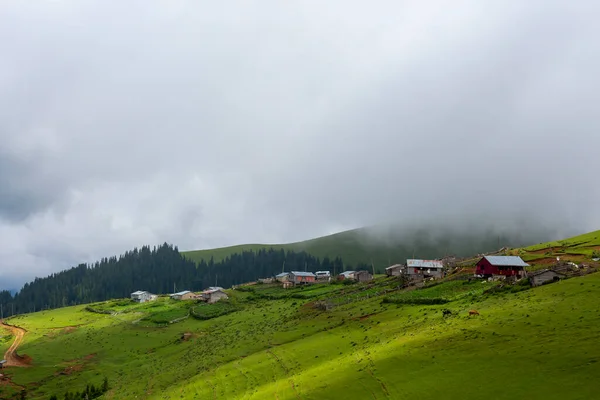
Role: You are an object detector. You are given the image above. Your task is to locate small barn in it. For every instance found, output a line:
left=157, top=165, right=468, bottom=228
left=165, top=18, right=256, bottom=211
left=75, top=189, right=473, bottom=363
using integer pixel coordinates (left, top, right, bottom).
left=0, top=359, right=6, bottom=369
left=315, top=271, right=331, bottom=281
left=385, top=264, right=404, bottom=277
left=338, top=271, right=356, bottom=280
left=529, top=269, right=566, bottom=286
left=275, top=272, right=290, bottom=282
left=170, top=290, right=197, bottom=301
left=130, top=290, right=157, bottom=303
left=354, top=270, right=373, bottom=282
left=289, top=271, right=316, bottom=285
left=201, top=288, right=228, bottom=304
left=406, top=259, right=445, bottom=279
left=475, top=256, right=529, bottom=278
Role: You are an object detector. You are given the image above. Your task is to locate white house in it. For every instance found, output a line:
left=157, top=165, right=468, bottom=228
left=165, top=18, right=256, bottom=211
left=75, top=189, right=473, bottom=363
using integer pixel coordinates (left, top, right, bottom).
left=131, top=290, right=157, bottom=303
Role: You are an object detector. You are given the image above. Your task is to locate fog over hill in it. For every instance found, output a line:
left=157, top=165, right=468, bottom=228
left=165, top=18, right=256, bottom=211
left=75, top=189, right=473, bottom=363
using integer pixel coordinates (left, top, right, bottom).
left=1, top=1, right=599, bottom=289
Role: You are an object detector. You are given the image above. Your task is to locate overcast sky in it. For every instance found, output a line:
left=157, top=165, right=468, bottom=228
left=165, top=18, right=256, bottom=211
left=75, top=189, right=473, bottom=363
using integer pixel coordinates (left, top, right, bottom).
left=1, top=1, right=599, bottom=289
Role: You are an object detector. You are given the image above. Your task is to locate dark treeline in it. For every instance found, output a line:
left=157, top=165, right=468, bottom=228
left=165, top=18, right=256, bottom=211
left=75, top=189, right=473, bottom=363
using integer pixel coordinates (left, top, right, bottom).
left=0, top=243, right=367, bottom=318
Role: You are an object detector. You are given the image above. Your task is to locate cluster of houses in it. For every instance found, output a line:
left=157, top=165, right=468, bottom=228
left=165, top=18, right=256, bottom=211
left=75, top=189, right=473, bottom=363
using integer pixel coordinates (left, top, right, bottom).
left=272, top=269, right=374, bottom=288
left=130, top=287, right=228, bottom=304
left=385, top=255, right=568, bottom=287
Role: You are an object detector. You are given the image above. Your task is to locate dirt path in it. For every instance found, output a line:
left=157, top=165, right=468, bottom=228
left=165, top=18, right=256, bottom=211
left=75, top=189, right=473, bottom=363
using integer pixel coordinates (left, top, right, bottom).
left=1, top=321, right=29, bottom=367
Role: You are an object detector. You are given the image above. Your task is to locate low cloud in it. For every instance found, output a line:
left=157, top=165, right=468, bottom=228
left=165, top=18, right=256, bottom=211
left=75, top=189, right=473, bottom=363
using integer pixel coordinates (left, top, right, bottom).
left=1, top=0, right=599, bottom=288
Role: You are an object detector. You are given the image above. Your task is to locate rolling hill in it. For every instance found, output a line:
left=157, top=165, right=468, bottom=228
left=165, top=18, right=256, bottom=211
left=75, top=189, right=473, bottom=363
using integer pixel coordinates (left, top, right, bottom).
left=182, top=223, right=567, bottom=270
left=1, top=230, right=599, bottom=399
left=1, top=266, right=599, bottom=399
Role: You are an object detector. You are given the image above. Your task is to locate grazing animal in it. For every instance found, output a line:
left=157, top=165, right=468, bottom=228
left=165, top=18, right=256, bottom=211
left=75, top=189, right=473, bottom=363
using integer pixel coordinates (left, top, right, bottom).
left=469, top=310, right=480, bottom=316
left=442, top=309, right=453, bottom=317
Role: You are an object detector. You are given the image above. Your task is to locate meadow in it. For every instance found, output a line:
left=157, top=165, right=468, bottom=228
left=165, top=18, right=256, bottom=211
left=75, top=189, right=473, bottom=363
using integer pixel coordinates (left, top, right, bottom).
left=1, top=270, right=599, bottom=399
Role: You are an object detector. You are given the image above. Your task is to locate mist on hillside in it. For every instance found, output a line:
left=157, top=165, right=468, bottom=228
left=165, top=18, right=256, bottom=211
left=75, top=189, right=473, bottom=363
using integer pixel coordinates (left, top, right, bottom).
left=1, top=1, right=599, bottom=288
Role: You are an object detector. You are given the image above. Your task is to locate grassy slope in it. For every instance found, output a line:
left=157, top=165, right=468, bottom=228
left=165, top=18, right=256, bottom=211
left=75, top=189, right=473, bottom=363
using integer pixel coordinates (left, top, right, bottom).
left=2, top=272, right=599, bottom=399
left=511, top=229, right=600, bottom=268
left=183, top=226, right=553, bottom=270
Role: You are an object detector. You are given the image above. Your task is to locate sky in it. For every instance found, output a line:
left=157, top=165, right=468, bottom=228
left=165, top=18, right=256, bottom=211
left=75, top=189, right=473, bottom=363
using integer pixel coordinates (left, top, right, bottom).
left=1, top=0, right=599, bottom=289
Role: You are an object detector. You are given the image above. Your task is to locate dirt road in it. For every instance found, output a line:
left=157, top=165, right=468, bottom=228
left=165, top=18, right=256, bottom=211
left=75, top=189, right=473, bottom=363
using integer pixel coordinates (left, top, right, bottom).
left=1, top=321, right=29, bottom=367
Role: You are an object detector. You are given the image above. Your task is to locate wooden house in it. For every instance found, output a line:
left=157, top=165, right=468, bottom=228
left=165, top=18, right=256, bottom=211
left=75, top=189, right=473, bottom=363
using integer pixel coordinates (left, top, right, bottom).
left=201, top=288, right=228, bottom=304
left=275, top=272, right=290, bottom=282
left=385, top=264, right=404, bottom=277
left=289, top=271, right=316, bottom=285
left=475, top=256, right=529, bottom=278
left=338, top=271, right=355, bottom=280
left=406, top=259, right=445, bottom=279
left=170, top=290, right=197, bottom=301
left=354, top=270, right=373, bottom=282
left=130, top=290, right=157, bottom=303
left=315, top=271, right=331, bottom=281
left=529, top=269, right=566, bottom=286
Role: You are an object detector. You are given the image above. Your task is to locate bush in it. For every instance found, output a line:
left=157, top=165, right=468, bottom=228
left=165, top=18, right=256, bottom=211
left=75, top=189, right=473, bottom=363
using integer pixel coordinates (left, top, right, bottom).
left=191, top=301, right=239, bottom=320
left=381, top=297, right=449, bottom=305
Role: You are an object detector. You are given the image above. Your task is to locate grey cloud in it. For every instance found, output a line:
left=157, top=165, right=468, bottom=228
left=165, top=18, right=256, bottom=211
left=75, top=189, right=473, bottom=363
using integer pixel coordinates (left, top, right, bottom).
left=1, top=0, right=600, bottom=288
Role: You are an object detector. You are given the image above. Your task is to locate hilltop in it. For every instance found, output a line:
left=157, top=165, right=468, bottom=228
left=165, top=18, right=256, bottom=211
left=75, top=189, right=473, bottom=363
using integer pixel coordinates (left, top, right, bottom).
left=1, top=232, right=599, bottom=398
left=183, top=223, right=563, bottom=268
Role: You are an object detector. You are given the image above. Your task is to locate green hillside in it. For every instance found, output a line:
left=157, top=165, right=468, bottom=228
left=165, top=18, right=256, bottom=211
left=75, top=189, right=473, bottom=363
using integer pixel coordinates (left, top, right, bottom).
left=510, top=229, right=600, bottom=268
left=183, top=224, right=561, bottom=270
left=2, top=266, right=599, bottom=398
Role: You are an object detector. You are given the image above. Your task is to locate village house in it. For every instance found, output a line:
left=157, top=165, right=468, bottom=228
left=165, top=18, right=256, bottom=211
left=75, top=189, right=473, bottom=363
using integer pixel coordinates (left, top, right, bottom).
left=385, top=264, right=404, bottom=277
left=475, top=256, right=529, bottom=278
left=275, top=272, right=290, bottom=282
left=354, top=270, right=373, bottom=282
left=130, top=290, right=157, bottom=303
left=406, top=259, right=445, bottom=279
left=315, top=271, right=331, bottom=281
left=338, top=271, right=355, bottom=280
left=201, top=288, right=228, bottom=304
left=529, top=269, right=566, bottom=286
left=170, top=290, right=198, bottom=301
left=0, top=359, right=6, bottom=369
left=289, top=271, right=316, bottom=285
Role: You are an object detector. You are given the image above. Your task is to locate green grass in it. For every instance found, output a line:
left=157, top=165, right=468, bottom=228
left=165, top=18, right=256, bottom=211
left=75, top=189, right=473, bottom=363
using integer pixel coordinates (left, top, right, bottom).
left=511, top=230, right=600, bottom=268
left=1, top=272, right=599, bottom=399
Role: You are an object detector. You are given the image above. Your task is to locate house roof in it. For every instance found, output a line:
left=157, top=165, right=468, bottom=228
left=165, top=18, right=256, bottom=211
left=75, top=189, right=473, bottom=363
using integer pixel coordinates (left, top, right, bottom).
left=131, top=290, right=147, bottom=295
left=290, top=271, right=316, bottom=277
left=315, top=271, right=330, bottom=275
left=275, top=272, right=289, bottom=277
left=171, top=290, right=191, bottom=296
left=407, top=259, right=444, bottom=269
left=482, top=256, right=530, bottom=267
left=0, top=360, right=6, bottom=364
left=339, top=271, right=355, bottom=276
left=386, top=264, right=404, bottom=270
left=207, top=287, right=223, bottom=291
left=529, top=269, right=566, bottom=277
left=203, top=288, right=225, bottom=294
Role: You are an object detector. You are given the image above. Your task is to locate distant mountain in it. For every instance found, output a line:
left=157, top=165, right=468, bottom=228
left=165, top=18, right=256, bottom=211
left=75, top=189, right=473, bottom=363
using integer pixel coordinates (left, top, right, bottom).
left=183, top=222, right=570, bottom=269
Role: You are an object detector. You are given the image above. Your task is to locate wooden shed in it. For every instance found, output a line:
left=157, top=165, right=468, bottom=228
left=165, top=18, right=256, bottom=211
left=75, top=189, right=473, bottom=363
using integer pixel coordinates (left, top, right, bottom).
left=170, top=290, right=197, bottom=301
left=354, top=270, right=373, bottom=283
left=385, top=264, right=404, bottom=277
left=529, top=269, right=566, bottom=286
left=289, top=271, right=316, bottom=285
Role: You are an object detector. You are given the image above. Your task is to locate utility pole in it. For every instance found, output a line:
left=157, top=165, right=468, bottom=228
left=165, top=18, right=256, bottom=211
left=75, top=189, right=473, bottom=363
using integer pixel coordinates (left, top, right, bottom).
left=1, top=303, right=3, bottom=320
left=304, top=261, right=307, bottom=272
left=215, top=274, right=218, bottom=287
left=371, top=259, right=375, bottom=277
left=282, top=260, right=285, bottom=273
